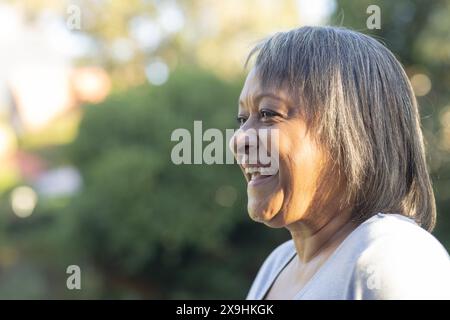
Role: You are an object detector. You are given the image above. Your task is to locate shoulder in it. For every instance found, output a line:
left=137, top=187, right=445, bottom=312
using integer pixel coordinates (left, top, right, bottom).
left=349, top=213, right=450, bottom=299
left=246, top=240, right=295, bottom=299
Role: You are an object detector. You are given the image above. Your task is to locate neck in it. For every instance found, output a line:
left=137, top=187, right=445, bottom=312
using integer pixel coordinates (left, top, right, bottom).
left=287, top=208, right=356, bottom=263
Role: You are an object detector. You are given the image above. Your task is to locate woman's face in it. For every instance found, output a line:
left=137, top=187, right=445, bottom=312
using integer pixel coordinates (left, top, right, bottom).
left=231, top=68, right=334, bottom=229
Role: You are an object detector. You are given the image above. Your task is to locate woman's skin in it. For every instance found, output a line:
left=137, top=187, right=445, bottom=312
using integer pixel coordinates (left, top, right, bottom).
left=231, top=68, right=359, bottom=299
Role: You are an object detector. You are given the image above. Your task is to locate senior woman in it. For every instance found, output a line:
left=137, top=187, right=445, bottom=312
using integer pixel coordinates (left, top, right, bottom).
left=230, top=26, right=450, bottom=300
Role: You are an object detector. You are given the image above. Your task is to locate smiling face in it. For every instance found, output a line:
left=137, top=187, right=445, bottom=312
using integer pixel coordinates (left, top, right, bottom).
left=231, top=68, right=342, bottom=229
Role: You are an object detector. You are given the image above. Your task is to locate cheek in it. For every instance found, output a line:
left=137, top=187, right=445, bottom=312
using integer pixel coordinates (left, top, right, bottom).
left=278, top=124, right=317, bottom=180
left=278, top=130, right=324, bottom=215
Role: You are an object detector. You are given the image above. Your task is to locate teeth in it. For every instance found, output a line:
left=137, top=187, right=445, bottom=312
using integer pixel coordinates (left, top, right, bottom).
left=244, top=167, right=275, bottom=176
left=245, top=168, right=258, bottom=174
left=245, top=167, right=259, bottom=174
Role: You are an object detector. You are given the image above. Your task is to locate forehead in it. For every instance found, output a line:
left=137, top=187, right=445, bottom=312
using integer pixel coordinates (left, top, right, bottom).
left=239, top=68, right=261, bottom=99
left=239, top=67, right=293, bottom=105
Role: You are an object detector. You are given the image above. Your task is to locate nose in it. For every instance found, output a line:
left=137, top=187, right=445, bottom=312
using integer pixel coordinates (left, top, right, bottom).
left=229, top=120, right=279, bottom=171
left=229, top=125, right=258, bottom=165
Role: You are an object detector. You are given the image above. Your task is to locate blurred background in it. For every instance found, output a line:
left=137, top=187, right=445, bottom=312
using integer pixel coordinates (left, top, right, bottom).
left=0, top=0, right=448, bottom=299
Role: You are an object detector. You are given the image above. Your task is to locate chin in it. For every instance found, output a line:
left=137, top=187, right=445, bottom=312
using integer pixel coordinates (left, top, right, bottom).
left=249, top=198, right=307, bottom=229
left=262, top=212, right=288, bottom=228
left=247, top=194, right=290, bottom=228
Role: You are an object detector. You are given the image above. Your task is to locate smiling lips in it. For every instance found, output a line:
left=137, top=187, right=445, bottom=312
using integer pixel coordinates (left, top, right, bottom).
left=244, top=166, right=278, bottom=186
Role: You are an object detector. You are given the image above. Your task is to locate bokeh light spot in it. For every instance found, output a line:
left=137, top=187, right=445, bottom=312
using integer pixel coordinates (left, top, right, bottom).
left=10, top=186, right=38, bottom=218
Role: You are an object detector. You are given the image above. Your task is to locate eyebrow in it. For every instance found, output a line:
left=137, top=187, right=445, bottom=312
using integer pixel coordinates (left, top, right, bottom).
left=239, top=92, right=288, bottom=108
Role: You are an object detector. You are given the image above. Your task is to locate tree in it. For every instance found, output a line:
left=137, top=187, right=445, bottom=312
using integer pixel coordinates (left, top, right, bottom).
left=65, top=67, right=288, bottom=298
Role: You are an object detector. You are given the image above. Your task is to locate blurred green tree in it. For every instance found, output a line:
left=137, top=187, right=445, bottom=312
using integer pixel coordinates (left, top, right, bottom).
left=1, top=0, right=448, bottom=300
left=64, top=67, right=288, bottom=298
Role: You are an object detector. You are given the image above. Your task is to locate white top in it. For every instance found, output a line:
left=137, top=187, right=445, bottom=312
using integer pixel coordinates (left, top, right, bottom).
left=246, top=213, right=450, bottom=300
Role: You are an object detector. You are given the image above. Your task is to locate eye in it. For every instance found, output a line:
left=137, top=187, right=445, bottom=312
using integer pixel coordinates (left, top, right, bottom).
left=260, top=109, right=279, bottom=120
left=236, top=115, right=248, bottom=126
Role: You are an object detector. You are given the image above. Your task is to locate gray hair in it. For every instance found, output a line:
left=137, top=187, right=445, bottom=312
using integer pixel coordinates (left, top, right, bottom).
left=247, top=26, right=436, bottom=231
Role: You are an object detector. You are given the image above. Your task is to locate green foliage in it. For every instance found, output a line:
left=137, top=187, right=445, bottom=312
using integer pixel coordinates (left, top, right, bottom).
left=1, top=0, right=449, bottom=299
left=64, top=67, right=288, bottom=298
